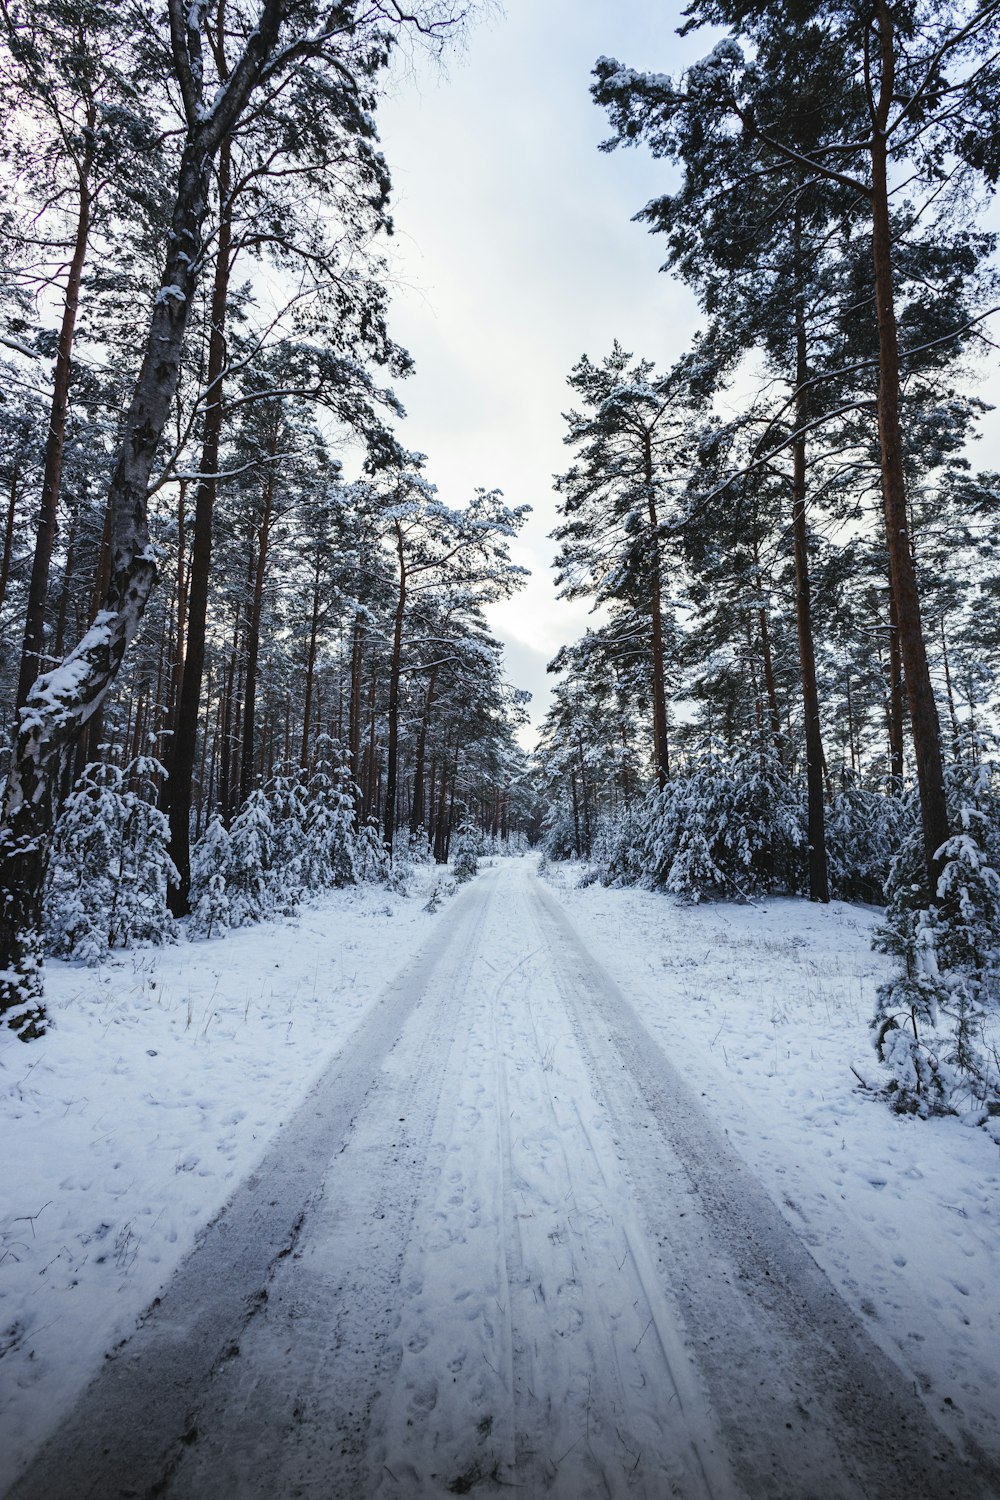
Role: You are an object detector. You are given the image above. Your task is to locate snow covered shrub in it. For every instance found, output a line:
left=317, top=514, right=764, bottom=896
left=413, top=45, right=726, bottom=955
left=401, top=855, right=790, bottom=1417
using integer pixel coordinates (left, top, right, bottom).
left=604, top=741, right=803, bottom=901
left=826, top=778, right=914, bottom=904
left=46, top=761, right=123, bottom=963
left=422, top=876, right=456, bottom=912
left=226, top=790, right=276, bottom=927
left=266, top=770, right=309, bottom=912
left=188, top=815, right=232, bottom=939
left=354, top=817, right=389, bottom=884
left=46, top=757, right=177, bottom=962
left=539, top=799, right=580, bottom=863
left=592, top=806, right=644, bottom=887
left=872, top=761, right=1000, bottom=1119
left=872, top=833, right=952, bottom=1114
left=451, top=820, right=479, bottom=883
left=47, top=764, right=117, bottom=961
left=110, top=758, right=178, bottom=949
left=305, top=762, right=358, bottom=889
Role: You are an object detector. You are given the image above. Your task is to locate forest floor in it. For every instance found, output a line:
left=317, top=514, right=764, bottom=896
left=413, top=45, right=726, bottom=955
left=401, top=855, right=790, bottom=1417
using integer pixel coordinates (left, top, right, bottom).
left=2, top=857, right=999, bottom=1499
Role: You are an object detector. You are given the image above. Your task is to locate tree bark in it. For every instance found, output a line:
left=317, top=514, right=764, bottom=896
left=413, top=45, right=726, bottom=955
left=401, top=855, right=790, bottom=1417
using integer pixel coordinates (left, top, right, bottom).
left=0, top=130, right=216, bottom=1029
left=382, top=521, right=406, bottom=854
left=577, top=739, right=592, bottom=859
left=16, top=116, right=95, bottom=711
left=643, top=436, right=670, bottom=786
left=239, top=439, right=277, bottom=807
left=218, top=602, right=241, bottom=824
left=792, top=269, right=829, bottom=903
left=165, top=141, right=233, bottom=913
left=0, top=0, right=289, bottom=1029
left=348, top=611, right=365, bottom=825
left=300, top=547, right=323, bottom=769
left=870, top=0, right=949, bottom=891
left=409, top=665, right=437, bottom=836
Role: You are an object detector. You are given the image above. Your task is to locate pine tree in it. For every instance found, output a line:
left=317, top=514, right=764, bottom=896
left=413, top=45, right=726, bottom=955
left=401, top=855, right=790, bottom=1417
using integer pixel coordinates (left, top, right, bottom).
left=226, top=789, right=276, bottom=929
left=593, top=0, right=1000, bottom=897
left=188, top=815, right=232, bottom=940
left=0, top=0, right=471, bottom=1035
left=451, top=818, right=479, bottom=883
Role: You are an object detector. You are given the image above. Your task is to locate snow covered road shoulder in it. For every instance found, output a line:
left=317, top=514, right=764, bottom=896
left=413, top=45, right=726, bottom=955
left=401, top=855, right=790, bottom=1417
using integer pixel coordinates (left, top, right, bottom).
left=0, top=872, right=445, bottom=1493
left=547, top=866, right=1000, bottom=1478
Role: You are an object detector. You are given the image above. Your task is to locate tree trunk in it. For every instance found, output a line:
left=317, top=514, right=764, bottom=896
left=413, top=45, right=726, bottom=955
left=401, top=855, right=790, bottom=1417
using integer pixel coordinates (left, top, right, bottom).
left=0, top=0, right=291, bottom=1028
left=846, top=673, right=857, bottom=775
left=79, top=496, right=115, bottom=774
left=364, top=665, right=379, bottom=823
left=433, top=742, right=451, bottom=863
left=240, top=454, right=276, bottom=807
left=578, top=740, right=592, bottom=859
left=218, top=605, right=240, bottom=824
left=643, top=437, right=670, bottom=786
left=870, top=0, right=949, bottom=891
left=348, top=611, right=365, bottom=825
left=792, top=271, right=829, bottom=903
left=409, top=666, right=437, bottom=836
left=300, top=547, right=322, bottom=769
left=382, top=522, right=406, bottom=854
left=167, top=480, right=188, bottom=729
left=16, top=120, right=95, bottom=712
left=0, top=125, right=221, bottom=1031
left=166, top=141, right=233, bottom=913
left=570, top=770, right=582, bottom=859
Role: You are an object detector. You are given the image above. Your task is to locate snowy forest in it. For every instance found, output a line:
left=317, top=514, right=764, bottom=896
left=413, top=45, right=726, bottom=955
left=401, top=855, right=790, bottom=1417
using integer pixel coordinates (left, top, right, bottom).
left=3, top=0, right=996, bottom=1120
left=3, top=1, right=1000, bottom=1495
left=0, top=0, right=536, bottom=1037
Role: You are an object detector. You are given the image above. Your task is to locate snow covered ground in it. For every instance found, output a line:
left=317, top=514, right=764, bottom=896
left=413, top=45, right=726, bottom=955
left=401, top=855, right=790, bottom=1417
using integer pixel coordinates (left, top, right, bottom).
left=0, top=867, right=445, bottom=1493
left=545, top=866, right=1000, bottom=1468
left=2, top=856, right=999, bottom=1498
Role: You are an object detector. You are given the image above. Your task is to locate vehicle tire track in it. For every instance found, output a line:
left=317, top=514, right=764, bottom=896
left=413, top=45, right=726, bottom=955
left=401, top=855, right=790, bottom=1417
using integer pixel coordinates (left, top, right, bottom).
left=511, top=879, right=733, bottom=1499
left=161, top=869, right=500, bottom=1500
left=529, top=873, right=1000, bottom=1500
left=5, top=872, right=498, bottom=1500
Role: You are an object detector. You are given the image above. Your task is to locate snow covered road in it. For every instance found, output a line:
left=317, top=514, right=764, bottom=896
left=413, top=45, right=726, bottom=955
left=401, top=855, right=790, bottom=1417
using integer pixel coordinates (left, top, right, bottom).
left=6, top=861, right=999, bottom=1499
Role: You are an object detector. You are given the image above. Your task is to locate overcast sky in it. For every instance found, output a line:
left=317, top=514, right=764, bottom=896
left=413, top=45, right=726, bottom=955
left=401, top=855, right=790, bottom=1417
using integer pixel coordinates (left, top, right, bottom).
left=375, top=1, right=708, bottom=741
left=374, top=1, right=1000, bottom=746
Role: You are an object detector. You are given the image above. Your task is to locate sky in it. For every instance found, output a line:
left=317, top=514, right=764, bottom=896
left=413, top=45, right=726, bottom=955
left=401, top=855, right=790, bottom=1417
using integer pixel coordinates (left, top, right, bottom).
left=374, top=1, right=1000, bottom=748
left=376, top=1, right=707, bottom=743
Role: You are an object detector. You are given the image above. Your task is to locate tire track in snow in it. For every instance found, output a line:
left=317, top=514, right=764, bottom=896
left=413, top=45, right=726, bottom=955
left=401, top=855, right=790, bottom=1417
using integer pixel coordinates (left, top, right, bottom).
left=366, top=862, right=726, bottom=1498
left=161, top=867, right=501, bottom=1500
left=5, top=871, right=499, bottom=1500
left=530, top=872, right=1000, bottom=1500
left=508, top=875, right=733, bottom=1499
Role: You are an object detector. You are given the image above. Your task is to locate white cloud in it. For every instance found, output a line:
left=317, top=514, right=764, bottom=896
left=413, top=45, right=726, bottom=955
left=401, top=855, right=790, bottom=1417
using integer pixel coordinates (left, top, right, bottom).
left=376, top=2, right=705, bottom=739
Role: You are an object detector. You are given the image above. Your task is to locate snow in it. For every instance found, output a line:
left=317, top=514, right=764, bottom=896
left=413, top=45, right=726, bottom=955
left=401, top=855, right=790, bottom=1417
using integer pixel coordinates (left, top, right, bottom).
left=545, top=866, right=1000, bottom=1467
left=0, top=872, right=443, bottom=1493
left=2, top=858, right=999, bottom=1496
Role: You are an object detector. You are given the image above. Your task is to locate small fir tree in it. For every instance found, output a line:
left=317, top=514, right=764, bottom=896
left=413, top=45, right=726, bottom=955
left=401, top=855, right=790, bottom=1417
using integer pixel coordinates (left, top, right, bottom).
left=451, top=819, right=479, bottom=883
left=226, top=790, right=276, bottom=928
left=188, top=815, right=233, bottom=940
